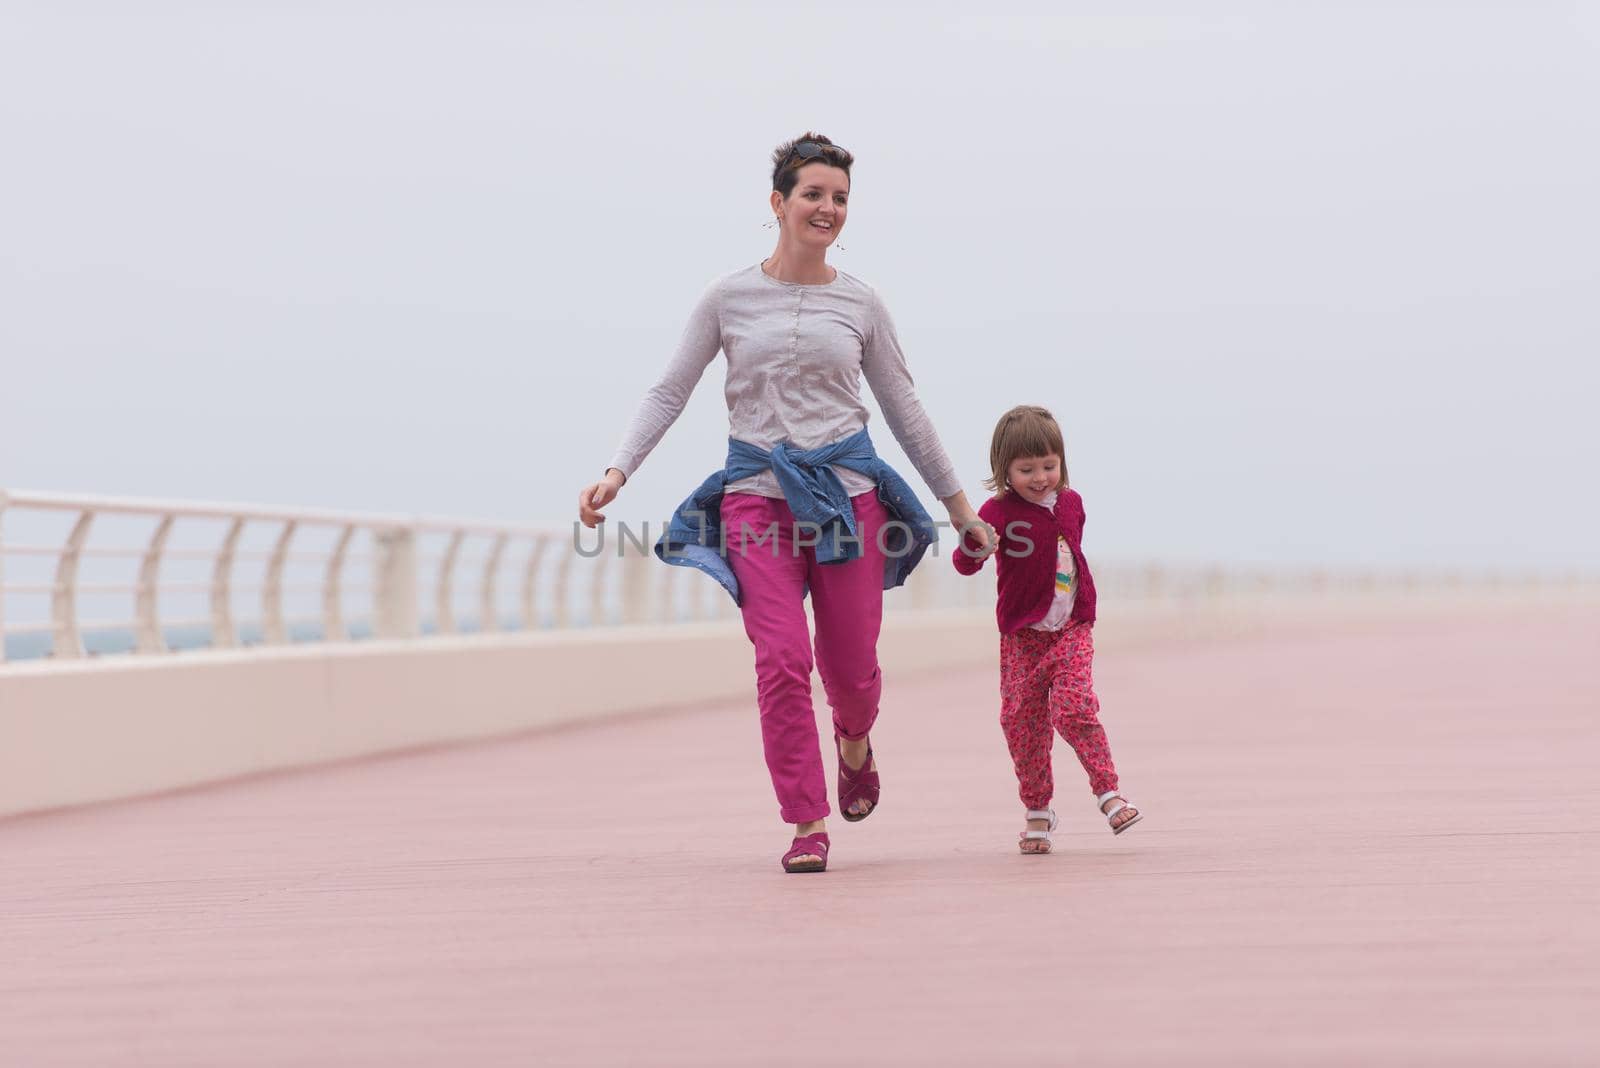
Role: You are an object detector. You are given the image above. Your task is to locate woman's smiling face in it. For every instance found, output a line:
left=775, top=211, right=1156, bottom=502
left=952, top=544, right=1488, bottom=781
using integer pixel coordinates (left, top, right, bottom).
left=775, top=162, right=849, bottom=248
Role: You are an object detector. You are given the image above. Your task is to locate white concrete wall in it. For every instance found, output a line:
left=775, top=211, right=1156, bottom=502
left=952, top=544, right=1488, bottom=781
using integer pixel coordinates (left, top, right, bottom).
left=5, top=588, right=1593, bottom=819
left=0, top=608, right=1000, bottom=818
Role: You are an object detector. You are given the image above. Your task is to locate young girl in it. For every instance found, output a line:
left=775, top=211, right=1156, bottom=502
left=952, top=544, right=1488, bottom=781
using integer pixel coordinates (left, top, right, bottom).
left=952, top=405, right=1141, bottom=854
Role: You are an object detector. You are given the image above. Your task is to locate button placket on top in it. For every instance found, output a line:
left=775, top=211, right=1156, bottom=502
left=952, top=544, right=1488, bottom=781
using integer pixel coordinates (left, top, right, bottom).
left=785, top=289, right=805, bottom=446
left=790, top=289, right=803, bottom=363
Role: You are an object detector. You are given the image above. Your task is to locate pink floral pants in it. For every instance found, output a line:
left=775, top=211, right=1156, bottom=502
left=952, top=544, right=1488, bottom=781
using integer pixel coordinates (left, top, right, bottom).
left=999, top=622, right=1119, bottom=809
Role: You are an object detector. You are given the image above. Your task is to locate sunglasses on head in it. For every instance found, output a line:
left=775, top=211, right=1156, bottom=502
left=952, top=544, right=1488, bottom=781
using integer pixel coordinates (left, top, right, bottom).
left=784, top=141, right=847, bottom=167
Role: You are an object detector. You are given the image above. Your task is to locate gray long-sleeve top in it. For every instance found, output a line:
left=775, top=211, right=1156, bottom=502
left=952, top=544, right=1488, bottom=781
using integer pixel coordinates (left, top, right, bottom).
left=607, top=264, right=962, bottom=501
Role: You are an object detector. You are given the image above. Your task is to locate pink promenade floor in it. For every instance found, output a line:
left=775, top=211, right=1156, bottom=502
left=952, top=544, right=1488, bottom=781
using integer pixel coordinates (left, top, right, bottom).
left=3, top=604, right=1598, bottom=1066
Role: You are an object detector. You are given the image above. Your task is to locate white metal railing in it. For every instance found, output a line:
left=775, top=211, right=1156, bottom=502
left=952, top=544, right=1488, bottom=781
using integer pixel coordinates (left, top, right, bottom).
left=4, top=488, right=1595, bottom=665
left=0, top=488, right=728, bottom=663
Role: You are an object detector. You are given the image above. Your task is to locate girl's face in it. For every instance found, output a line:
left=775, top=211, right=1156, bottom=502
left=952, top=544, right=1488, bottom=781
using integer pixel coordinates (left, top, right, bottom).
left=771, top=162, right=849, bottom=250
left=1006, top=453, right=1062, bottom=505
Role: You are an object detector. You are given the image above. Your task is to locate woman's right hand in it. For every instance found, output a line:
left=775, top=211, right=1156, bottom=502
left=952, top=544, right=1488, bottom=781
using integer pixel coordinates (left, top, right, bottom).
left=578, top=468, right=626, bottom=528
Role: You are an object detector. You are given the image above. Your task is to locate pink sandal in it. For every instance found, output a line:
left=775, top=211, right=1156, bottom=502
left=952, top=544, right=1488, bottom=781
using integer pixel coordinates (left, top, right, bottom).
left=836, top=736, right=880, bottom=823
left=781, top=832, right=830, bottom=874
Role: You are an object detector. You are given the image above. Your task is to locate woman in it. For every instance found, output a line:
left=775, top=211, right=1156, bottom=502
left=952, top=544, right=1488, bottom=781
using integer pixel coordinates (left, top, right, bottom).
left=577, top=133, right=991, bottom=873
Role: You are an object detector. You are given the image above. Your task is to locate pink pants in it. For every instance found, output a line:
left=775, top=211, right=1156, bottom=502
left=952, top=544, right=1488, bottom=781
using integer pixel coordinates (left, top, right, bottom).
left=721, top=490, right=889, bottom=824
left=999, top=622, right=1119, bottom=809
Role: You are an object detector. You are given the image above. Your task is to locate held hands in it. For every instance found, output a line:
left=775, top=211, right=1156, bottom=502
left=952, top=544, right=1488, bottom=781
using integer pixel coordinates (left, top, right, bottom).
left=944, top=496, right=997, bottom=560
left=578, top=468, right=627, bottom=528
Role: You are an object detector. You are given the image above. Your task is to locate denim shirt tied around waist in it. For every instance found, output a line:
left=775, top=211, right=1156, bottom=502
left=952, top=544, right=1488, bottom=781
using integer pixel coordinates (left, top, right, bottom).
left=653, top=427, right=938, bottom=606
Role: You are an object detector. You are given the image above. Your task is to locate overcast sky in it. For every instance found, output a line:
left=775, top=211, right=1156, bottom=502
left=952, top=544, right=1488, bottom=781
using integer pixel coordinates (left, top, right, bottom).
left=4, top=2, right=1597, bottom=570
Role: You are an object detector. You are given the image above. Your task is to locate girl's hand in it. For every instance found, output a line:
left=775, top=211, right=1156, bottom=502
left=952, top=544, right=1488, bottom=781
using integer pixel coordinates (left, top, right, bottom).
left=578, top=468, right=626, bottom=528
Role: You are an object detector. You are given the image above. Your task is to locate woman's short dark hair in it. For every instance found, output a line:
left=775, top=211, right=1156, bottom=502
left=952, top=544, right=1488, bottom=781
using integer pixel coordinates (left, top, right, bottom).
left=770, top=132, right=853, bottom=196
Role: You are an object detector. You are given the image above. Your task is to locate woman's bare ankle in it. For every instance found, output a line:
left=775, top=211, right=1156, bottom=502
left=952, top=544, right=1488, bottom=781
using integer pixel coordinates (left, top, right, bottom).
left=837, top=735, right=870, bottom=770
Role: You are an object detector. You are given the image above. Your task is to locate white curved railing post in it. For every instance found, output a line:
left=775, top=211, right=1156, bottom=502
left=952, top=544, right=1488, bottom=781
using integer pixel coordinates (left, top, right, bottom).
left=616, top=524, right=652, bottom=625
left=621, top=543, right=651, bottom=625
left=909, top=555, right=933, bottom=611
left=323, top=524, right=355, bottom=642
left=520, top=535, right=548, bottom=630
left=51, top=510, right=95, bottom=660
left=552, top=538, right=573, bottom=629
left=373, top=525, right=419, bottom=640
left=480, top=534, right=508, bottom=634
left=435, top=531, right=464, bottom=635
left=210, top=518, right=245, bottom=649
left=263, top=521, right=297, bottom=645
left=589, top=550, right=609, bottom=629
left=134, top=514, right=175, bottom=654
left=653, top=552, right=674, bottom=625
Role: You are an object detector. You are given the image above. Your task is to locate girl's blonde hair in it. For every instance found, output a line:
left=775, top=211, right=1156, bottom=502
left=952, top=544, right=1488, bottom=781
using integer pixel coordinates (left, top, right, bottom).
left=984, top=405, right=1069, bottom=497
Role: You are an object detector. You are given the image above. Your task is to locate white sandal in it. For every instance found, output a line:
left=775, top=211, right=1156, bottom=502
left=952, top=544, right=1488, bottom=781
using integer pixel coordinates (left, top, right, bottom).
left=1019, top=808, right=1057, bottom=854
left=1097, top=790, right=1142, bottom=836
